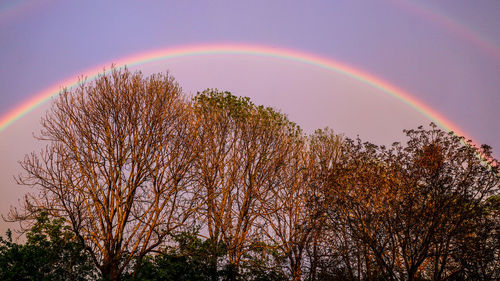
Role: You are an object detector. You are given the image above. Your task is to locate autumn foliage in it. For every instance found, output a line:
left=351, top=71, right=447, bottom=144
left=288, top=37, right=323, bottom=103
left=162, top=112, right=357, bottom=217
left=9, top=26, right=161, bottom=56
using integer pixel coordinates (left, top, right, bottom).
left=2, top=68, right=499, bottom=281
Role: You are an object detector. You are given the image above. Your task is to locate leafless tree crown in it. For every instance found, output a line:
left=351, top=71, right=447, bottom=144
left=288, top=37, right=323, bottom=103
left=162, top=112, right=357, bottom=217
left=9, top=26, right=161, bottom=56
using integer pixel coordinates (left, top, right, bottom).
left=11, top=67, right=199, bottom=279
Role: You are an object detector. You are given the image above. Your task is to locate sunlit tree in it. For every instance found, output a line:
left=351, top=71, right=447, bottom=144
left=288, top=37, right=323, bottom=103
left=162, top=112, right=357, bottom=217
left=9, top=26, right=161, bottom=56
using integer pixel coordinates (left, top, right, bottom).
left=192, top=90, right=301, bottom=279
left=322, top=124, right=500, bottom=281
left=10, top=67, right=200, bottom=280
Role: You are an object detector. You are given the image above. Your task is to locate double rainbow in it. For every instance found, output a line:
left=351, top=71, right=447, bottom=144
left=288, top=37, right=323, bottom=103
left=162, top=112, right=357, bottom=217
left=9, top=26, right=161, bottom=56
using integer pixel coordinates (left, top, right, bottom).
left=390, top=0, right=500, bottom=61
left=0, top=44, right=468, bottom=143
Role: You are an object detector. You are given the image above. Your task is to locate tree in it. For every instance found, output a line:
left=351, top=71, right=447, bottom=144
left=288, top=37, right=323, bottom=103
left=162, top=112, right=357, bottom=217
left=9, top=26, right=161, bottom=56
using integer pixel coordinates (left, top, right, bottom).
left=10, top=67, right=200, bottom=280
left=192, top=90, right=301, bottom=279
left=322, top=137, right=391, bottom=281
left=383, top=125, right=499, bottom=281
left=126, top=230, right=227, bottom=281
left=260, top=128, right=342, bottom=281
left=304, top=128, right=344, bottom=281
left=450, top=195, right=500, bottom=280
left=259, top=143, right=311, bottom=281
left=0, top=211, right=96, bottom=280
left=323, top=124, right=500, bottom=281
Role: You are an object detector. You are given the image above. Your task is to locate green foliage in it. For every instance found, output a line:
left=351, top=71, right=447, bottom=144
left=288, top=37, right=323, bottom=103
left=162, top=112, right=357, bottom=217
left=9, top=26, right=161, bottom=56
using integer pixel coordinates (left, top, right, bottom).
left=127, top=230, right=225, bottom=281
left=239, top=240, right=288, bottom=281
left=194, top=89, right=301, bottom=136
left=195, top=90, right=254, bottom=120
left=0, top=211, right=96, bottom=281
left=127, top=230, right=288, bottom=281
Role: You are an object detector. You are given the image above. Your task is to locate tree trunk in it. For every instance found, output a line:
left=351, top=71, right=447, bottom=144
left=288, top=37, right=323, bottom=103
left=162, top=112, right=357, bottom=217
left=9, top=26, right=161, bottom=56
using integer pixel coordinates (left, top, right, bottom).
left=209, top=246, right=218, bottom=281
left=101, top=257, right=121, bottom=281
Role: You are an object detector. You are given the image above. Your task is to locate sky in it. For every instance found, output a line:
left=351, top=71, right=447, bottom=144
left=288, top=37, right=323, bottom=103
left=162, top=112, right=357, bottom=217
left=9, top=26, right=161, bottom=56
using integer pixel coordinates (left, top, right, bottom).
left=0, top=0, right=499, bottom=235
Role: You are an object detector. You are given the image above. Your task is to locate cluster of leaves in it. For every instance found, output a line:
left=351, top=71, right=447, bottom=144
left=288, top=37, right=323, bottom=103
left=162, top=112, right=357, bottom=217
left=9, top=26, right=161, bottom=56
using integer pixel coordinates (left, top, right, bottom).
left=0, top=212, right=96, bottom=280
left=124, top=230, right=287, bottom=281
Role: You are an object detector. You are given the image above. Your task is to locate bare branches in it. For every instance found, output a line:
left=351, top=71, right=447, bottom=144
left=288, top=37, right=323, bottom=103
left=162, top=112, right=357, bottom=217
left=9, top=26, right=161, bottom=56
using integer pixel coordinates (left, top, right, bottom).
left=11, top=67, right=199, bottom=280
left=7, top=67, right=499, bottom=281
left=320, top=126, right=500, bottom=281
left=192, top=90, right=303, bottom=271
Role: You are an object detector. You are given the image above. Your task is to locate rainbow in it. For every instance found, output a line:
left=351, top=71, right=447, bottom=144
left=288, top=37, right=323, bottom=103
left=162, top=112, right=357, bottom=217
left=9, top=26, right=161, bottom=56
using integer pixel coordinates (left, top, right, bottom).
left=0, top=0, right=38, bottom=24
left=390, top=0, right=500, bottom=61
left=0, top=43, right=469, bottom=142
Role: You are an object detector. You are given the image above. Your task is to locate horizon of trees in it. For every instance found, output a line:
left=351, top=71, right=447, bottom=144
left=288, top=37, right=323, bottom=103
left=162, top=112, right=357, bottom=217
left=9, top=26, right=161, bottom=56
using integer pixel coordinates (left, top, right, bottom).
left=1, top=68, right=499, bottom=281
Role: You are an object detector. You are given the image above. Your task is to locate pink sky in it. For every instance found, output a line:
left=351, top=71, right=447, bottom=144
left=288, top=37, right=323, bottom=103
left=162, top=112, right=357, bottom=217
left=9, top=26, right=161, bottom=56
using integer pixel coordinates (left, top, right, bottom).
left=0, top=0, right=498, bottom=236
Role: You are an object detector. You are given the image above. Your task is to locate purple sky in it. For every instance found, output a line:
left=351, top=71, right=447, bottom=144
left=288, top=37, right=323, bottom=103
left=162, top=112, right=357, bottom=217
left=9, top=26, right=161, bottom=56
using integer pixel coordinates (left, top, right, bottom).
left=0, top=0, right=499, bottom=235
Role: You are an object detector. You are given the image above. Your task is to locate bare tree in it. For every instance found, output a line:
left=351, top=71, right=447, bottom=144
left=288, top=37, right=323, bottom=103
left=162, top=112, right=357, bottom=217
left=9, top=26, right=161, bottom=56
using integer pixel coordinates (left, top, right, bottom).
left=260, top=128, right=342, bottom=281
left=258, top=130, right=308, bottom=281
left=305, top=128, right=344, bottom=281
left=192, top=90, right=300, bottom=279
left=10, top=67, right=199, bottom=280
left=319, top=136, right=392, bottom=281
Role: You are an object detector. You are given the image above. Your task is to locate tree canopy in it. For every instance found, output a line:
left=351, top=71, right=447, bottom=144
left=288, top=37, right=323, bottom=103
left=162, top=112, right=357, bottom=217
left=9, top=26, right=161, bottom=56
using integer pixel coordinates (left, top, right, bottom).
left=3, top=68, right=499, bottom=281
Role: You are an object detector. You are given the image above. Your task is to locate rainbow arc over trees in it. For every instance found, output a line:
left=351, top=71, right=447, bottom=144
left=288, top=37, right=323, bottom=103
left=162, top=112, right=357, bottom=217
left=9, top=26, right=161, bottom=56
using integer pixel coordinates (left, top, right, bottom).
left=0, top=44, right=468, bottom=142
